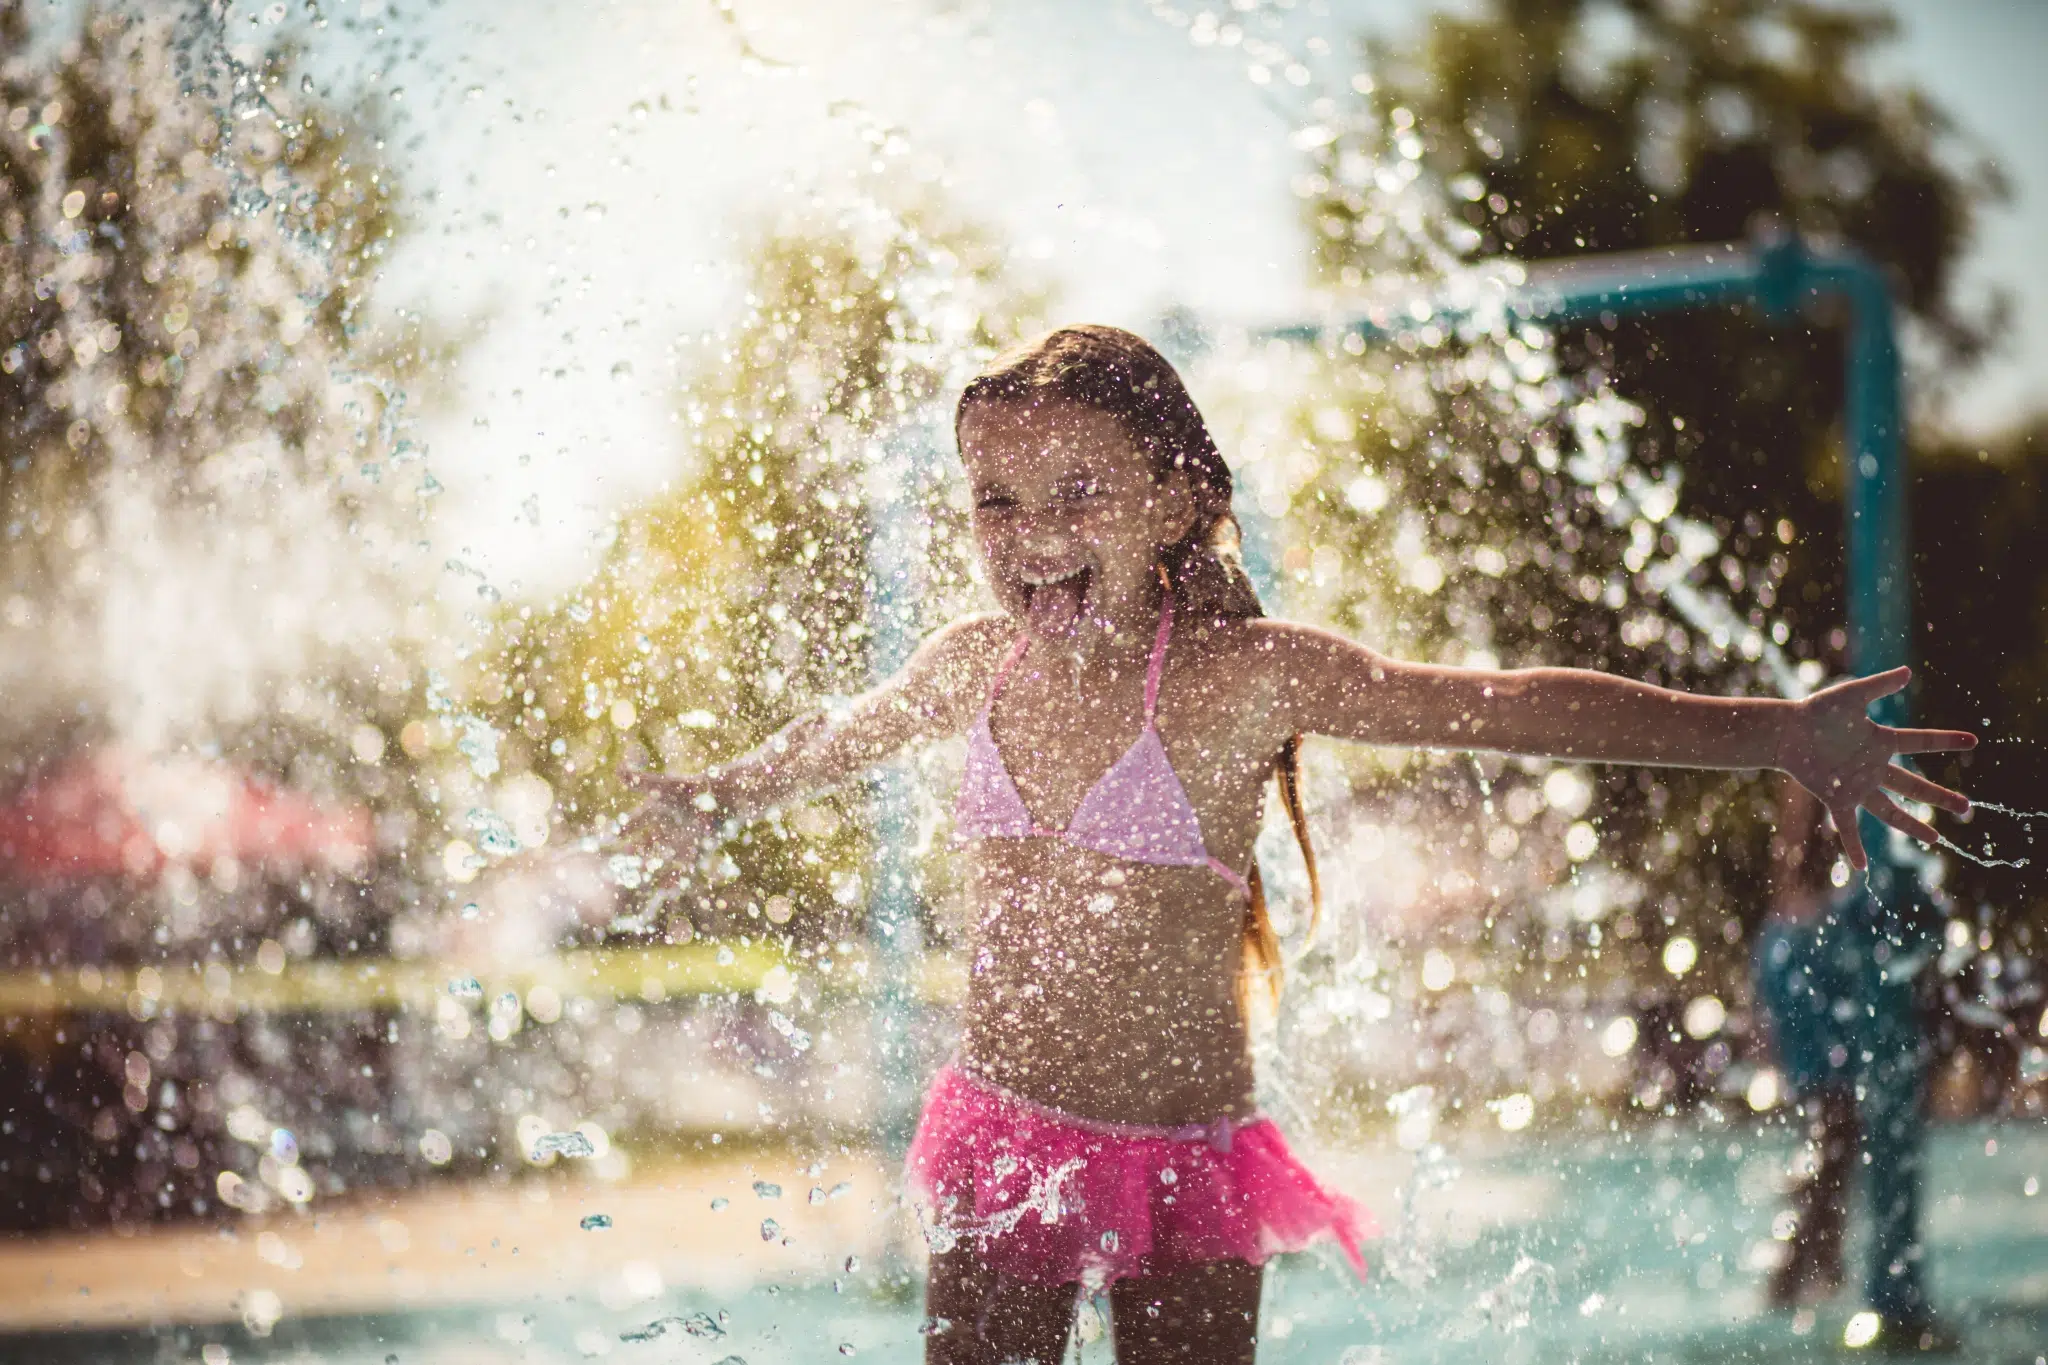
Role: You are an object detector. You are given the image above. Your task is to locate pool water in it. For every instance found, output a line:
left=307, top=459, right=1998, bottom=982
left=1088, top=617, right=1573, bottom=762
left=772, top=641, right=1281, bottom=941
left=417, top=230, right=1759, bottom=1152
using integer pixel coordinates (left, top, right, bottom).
left=16, top=1121, right=2045, bottom=1364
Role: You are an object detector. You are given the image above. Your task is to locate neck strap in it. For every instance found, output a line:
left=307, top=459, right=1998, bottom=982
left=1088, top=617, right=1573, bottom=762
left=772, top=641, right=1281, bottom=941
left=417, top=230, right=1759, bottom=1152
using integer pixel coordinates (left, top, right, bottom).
left=985, top=572, right=1176, bottom=718
left=1144, top=571, right=1173, bottom=724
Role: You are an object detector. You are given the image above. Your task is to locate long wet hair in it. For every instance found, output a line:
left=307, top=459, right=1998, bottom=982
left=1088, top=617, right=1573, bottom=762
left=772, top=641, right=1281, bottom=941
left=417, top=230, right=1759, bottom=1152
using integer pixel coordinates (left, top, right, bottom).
left=956, top=324, right=1320, bottom=1012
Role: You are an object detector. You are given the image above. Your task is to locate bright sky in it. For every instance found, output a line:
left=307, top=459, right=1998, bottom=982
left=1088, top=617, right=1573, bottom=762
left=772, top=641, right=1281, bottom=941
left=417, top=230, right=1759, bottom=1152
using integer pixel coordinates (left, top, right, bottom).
left=337, top=0, right=2046, bottom=597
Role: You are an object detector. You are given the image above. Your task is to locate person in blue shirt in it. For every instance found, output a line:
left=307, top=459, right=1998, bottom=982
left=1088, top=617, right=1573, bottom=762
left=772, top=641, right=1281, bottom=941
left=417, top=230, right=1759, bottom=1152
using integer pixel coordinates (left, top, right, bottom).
left=1753, top=774, right=1955, bottom=1351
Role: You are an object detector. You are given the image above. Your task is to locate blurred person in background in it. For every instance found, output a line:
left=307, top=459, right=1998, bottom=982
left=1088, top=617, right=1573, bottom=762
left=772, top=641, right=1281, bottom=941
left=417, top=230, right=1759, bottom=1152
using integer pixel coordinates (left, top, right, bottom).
left=1752, top=773, right=1955, bottom=1352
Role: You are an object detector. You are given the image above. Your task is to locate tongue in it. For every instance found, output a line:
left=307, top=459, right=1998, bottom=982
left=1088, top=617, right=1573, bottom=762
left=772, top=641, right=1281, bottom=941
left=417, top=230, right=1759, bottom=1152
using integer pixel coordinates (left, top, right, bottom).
left=1026, top=575, right=1086, bottom=640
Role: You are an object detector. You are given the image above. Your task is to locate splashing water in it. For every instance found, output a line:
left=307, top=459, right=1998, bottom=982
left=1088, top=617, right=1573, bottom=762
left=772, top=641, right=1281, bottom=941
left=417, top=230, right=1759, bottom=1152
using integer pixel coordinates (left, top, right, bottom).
left=10, top=7, right=2039, bottom=1360
left=456, top=715, right=503, bottom=782
left=619, top=1311, right=725, bottom=1343
left=465, top=807, right=520, bottom=857
left=767, top=1010, right=812, bottom=1053
left=529, top=1131, right=595, bottom=1161
left=913, top=1157, right=1089, bottom=1258
left=1450, top=1253, right=1559, bottom=1338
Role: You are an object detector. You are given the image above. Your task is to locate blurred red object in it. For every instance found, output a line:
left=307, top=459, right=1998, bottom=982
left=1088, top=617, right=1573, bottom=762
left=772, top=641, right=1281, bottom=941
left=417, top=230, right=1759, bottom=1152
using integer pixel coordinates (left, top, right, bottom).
left=0, top=750, right=372, bottom=885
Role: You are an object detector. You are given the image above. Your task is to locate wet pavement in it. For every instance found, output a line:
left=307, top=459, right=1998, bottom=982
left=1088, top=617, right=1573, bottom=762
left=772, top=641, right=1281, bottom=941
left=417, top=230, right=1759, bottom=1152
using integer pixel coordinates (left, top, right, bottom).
left=1, top=1121, right=2041, bottom=1363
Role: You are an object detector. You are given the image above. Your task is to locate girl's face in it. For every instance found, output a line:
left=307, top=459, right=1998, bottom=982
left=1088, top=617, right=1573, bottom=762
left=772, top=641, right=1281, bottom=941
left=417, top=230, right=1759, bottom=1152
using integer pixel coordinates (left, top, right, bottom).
left=958, top=398, right=1194, bottom=645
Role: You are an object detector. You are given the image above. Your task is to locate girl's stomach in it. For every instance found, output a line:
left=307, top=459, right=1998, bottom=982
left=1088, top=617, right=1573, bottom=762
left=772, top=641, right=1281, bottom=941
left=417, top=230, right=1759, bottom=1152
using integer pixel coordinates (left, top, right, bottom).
left=954, top=841, right=1257, bottom=1128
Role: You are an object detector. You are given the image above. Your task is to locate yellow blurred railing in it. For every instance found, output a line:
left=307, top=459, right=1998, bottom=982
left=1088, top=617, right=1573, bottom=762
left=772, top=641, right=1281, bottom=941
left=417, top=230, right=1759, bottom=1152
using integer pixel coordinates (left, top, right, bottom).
left=0, top=944, right=967, bottom=1017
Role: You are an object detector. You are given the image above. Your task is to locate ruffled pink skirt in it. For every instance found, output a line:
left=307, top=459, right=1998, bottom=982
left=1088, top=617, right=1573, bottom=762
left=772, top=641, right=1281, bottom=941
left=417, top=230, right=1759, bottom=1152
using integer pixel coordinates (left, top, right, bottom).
left=905, top=1060, right=1373, bottom=1287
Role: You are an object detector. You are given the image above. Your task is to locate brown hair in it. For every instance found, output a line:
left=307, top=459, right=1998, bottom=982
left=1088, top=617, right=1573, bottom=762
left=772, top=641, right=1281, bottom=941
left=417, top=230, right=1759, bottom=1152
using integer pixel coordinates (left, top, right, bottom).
left=956, top=324, right=1321, bottom=1011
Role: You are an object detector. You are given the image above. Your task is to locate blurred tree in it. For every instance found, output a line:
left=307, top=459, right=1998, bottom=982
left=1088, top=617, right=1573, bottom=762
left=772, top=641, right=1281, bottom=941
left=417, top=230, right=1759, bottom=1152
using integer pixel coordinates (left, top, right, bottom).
left=0, top=2, right=442, bottom=762
left=1910, top=419, right=2048, bottom=986
left=1276, top=0, right=2010, bottom=1024
left=0, top=4, right=454, bottom=1231
left=474, top=201, right=1033, bottom=949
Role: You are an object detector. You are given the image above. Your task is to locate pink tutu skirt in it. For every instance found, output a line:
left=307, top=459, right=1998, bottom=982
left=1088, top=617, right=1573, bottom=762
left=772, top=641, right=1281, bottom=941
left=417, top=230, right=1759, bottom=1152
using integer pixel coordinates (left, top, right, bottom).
left=905, top=1059, right=1374, bottom=1287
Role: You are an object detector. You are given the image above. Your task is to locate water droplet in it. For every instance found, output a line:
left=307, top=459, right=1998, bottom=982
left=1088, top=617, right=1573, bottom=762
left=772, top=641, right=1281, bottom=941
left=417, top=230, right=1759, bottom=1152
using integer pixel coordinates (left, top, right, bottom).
left=753, top=1180, right=781, bottom=1199
left=580, top=1213, right=612, bottom=1231
left=844, top=1254, right=860, bottom=1273
left=456, top=715, right=501, bottom=781
left=759, top=1217, right=780, bottom=1241
left=620, top=1312, right=723, bottom=1343
left=530, top=1130, right=595, bottom=1160
left=466, top=807, right=519, bottom=856
left=447, top=976, right=483, bottom=1000
left=710, top=1196, right=729, bottom=1211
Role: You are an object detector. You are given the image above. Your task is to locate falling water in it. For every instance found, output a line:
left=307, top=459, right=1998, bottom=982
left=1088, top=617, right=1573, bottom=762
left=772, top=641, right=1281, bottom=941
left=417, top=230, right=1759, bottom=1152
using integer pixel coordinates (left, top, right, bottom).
left=3, top=1, right=2042, bottom=1360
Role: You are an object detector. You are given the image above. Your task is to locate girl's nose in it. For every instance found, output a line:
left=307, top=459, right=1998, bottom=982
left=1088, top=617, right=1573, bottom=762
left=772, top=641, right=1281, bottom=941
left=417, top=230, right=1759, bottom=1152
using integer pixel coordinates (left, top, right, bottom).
left=1015, top=514, right=1076, bottom=554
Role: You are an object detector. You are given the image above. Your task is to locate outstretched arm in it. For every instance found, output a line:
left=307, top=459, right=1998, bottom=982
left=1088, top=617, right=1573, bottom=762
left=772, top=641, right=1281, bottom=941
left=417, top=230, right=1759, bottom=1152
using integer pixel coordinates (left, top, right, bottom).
left=1247, top=621, right=1975, bottom=869
left=623, top=613, right=1007, bottom=827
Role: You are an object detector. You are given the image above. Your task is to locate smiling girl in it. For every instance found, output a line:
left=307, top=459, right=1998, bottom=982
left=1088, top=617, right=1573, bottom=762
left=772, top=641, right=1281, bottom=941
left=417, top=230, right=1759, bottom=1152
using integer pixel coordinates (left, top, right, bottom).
left=626, top=324, right=1974, bottom=1365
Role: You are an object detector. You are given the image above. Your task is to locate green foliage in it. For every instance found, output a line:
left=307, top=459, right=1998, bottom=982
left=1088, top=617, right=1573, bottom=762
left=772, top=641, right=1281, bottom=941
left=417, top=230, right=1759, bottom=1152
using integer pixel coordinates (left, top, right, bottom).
left=1911, top=419, right=2048, bottom=941
left=0, top=4, right=455, bottom=960
left=475, top=202, right=1032, bottom=945
left=0, top=3, right=441, bottom=768
left=1313, top=0, right=2004, bottom=650
left=1264, top=0, right=2005, bottom=1008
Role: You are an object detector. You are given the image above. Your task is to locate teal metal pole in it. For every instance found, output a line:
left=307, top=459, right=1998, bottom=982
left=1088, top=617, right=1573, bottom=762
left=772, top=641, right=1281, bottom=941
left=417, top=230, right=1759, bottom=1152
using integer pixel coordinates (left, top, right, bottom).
left=1264, top=232, right=1911, bottom=854
left=1271, top=237, right=1908, bottom=698
left=1818, top=255, right=1912, bottom=859
left=864, top=427, right=931, bottom=1161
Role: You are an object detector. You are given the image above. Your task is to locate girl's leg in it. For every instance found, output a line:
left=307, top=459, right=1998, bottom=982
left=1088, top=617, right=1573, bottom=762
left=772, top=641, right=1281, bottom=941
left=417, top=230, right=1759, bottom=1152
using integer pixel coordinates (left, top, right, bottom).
left=924, top=1246, right=1077, bottom=1365
left=1109, top=1258, right=1262, bottom=1365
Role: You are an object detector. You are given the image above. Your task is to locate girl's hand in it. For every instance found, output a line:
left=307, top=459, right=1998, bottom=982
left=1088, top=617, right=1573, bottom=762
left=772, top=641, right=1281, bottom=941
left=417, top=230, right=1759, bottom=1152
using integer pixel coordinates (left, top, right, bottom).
left=617, top=764, right=725, bottom=863
left=1776, top=667, right=1976, bottom=870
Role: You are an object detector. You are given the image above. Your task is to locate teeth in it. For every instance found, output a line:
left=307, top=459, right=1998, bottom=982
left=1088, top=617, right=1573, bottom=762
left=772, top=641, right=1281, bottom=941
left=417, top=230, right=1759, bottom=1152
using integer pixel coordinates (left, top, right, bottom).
left=1021, top=569, right=1085, bottom=588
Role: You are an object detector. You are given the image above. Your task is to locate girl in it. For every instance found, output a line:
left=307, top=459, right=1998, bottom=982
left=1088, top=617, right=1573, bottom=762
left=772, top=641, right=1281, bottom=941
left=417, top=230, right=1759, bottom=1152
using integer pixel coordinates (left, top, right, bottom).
left=625, top=325, right=1974, bottom=1365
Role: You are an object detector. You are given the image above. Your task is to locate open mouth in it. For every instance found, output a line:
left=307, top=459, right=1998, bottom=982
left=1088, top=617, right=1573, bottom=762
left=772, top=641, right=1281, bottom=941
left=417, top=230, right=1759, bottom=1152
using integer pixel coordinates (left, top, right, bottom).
left=1021, top=566, right=1091, bottom=639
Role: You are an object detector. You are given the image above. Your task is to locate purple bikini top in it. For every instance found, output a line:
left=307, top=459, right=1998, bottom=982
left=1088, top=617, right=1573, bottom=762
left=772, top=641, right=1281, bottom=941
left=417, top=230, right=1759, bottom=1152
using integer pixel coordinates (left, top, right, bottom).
left=952, top=591, right=1251, bottom=897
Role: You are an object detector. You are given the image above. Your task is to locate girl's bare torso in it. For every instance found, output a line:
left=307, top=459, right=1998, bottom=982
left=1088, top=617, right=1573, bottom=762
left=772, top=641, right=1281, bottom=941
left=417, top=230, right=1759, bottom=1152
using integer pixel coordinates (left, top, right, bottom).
left=946, top=615, right=1279, bottom=1128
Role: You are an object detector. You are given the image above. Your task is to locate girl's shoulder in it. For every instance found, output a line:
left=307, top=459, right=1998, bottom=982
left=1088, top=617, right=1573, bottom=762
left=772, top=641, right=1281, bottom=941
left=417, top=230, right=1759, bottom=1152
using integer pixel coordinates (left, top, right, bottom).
left=1182, top=614, right=1360, bottom=672
left=1172, top=614, right=1292, bottom=698
left=1175, top=616, right=1389, bottom=721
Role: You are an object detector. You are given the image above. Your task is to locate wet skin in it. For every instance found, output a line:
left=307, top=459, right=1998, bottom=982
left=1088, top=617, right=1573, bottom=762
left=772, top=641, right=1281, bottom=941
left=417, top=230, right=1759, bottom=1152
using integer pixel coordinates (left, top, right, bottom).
left=624, top=395, right=1977, bottom=1127
left=926, top=397, right=1279, bottom=1125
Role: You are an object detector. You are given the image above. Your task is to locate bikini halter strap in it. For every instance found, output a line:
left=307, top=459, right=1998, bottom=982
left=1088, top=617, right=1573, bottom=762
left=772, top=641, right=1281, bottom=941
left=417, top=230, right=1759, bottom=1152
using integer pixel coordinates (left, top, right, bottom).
left=985, top=631, right=1031, bottom=706
left=1143, top=582, right=1173, bottom=725
left=985, top=568, right=1175, bottom=716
